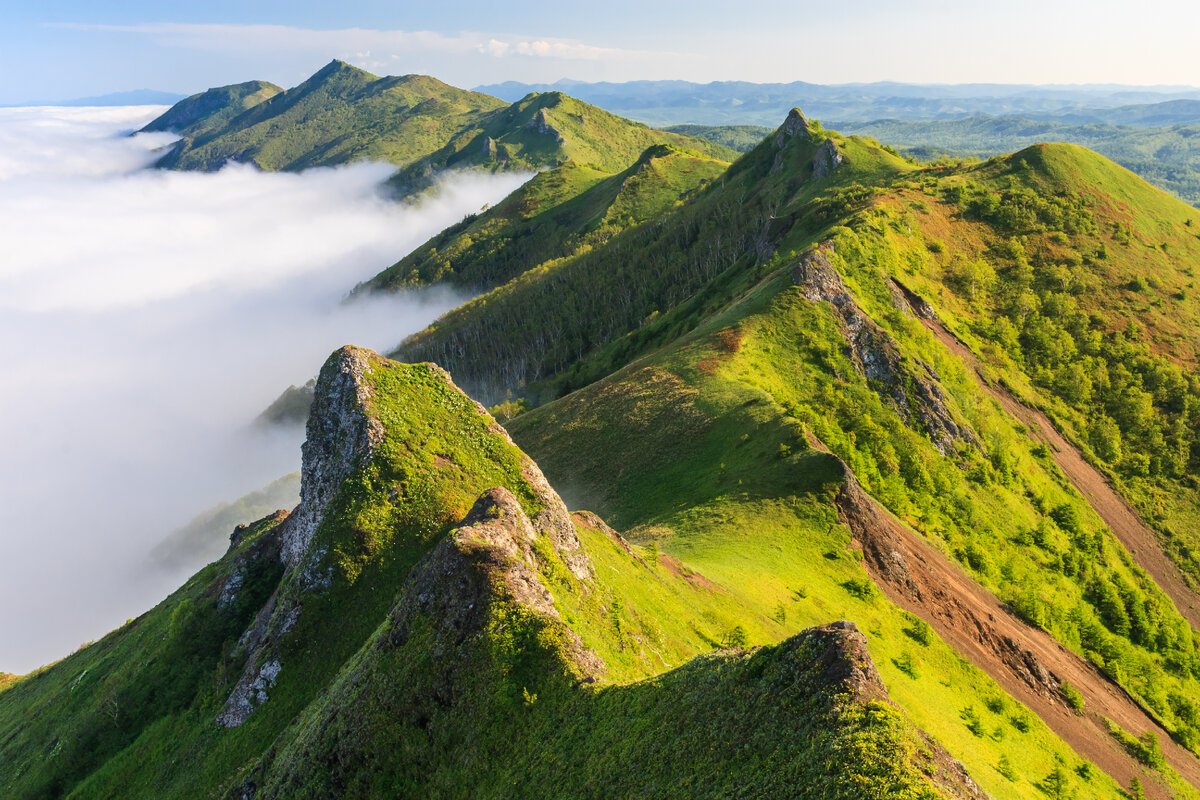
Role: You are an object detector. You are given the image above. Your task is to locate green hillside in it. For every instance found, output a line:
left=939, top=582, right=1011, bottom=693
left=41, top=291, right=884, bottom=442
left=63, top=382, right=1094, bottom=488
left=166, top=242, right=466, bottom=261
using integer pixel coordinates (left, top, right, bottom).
left=843, top=116, right=1200, bottom=206
left=364, top=143, right=730, bottom=292
left=392, top=109, right=1200, bottom=796
left=147, top=61, right=507, bottom=171
left=665, top=123, right=775, bottom=152
left=0, top=347, right=972, bottom=799
left=144, top=62, right=736, bottom=187
left=10, top=94, right=1200, bottom=800
left=140, top=80, right=282, bottom=140
left=387, top=90, right=738, bottom=195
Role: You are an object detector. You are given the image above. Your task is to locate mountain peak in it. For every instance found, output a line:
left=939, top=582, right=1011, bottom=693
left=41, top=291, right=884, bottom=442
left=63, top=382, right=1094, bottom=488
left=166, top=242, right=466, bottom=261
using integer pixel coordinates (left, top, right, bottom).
left=280, top=345, right=384, bottom=565
left=773, top=107, right=810, bottom=146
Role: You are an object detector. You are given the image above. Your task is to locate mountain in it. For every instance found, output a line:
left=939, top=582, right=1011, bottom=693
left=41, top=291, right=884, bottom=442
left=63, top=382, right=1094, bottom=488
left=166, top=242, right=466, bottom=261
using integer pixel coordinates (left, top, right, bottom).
left=665, top=123, right=775, bottom=152
left=385, top=89, right=737, bottom=195
left=140, top=80, right=283, bottom=140
left=391, top=110, right=1200, bottom=795
left=9, top=95, right=1200, bottom=799
left=143, top=62, right=737, bottom=215
left=145, top=60, right=507, bottom=171
left=351, top=93, right=740, bottom=294
left=842, top=115, right=1200, bottom=205
left=364, top=143, right=731, bottom=292
left=0, top=346, right=976, bottom=799
left=471, top=80, right=1200, bottom=207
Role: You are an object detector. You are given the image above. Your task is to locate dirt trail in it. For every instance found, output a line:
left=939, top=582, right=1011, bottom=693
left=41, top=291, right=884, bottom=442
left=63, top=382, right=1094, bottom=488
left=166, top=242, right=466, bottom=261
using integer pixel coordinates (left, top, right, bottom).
left=834, top=470, right=1200, bottom=797
left=891, top=279, right=1200, bottom=631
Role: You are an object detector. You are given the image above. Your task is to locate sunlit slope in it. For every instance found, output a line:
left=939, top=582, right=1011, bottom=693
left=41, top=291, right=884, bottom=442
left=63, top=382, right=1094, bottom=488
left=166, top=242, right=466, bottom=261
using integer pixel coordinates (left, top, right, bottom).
left=364, top=144, right=730, bottom=292
left=387, top=90, right=738, bottom=194
left=140, top=80, right=282, bottom=140
left=147, top=61, right=507, bottom=171
left=395, top=109, right=912, bottom=404
left=378, top=110, right=1200, bottom=796
left=0, top=346, right=967, bottom=800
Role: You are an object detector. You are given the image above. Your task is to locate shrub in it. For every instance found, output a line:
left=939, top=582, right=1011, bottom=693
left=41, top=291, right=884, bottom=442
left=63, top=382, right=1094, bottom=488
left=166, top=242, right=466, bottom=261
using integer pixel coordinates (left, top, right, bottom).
left=1061, top=682, right=1086, bottom=713
left=841, top=578, right=877, bottom=600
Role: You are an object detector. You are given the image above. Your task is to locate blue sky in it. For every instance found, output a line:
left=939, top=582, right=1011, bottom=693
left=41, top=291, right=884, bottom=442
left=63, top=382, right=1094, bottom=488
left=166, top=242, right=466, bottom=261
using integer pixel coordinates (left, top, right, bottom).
left=1, top=0, right=1198, bottom=102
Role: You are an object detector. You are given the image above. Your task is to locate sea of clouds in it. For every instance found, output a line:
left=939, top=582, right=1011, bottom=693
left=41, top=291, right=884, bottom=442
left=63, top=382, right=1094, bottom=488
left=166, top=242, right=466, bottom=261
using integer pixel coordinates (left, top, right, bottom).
left=0, top=106, right=530, bottom=673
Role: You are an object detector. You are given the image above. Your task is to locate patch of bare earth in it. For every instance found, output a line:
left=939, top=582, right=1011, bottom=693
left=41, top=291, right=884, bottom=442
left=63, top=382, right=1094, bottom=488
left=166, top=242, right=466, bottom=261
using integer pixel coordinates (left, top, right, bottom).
left=836, top=471, right=1200, bottom=798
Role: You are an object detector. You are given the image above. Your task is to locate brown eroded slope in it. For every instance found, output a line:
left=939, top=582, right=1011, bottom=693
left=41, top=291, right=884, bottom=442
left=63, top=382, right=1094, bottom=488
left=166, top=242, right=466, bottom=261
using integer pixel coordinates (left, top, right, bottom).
left=834, top=465, right=1200, bottom=798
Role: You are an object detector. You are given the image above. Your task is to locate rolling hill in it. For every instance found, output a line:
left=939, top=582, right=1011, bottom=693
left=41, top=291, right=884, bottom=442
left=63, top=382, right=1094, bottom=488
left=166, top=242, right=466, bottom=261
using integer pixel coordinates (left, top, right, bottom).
left=144, top=62, right=735, bottom=187
left=145, top=61, right=508, bottom=172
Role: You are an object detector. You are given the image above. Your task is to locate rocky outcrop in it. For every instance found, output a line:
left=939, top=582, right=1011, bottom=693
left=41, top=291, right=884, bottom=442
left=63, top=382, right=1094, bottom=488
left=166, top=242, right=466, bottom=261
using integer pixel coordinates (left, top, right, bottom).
left=217, top=657, right=281, bottom=728
left=773, top=107, right=810, bottom=148
left=219, top=347, right=384, bottom=727
left=527, top=108, right=565, bottom=143
left=798, top=621, right=887, bottom=700
left=278, top=346, right=384, bottom=566
left=793, top=245, right=979, bottom=454
left=389, top=487, right=603, bottom=676
left=217, top=346, right=597, bottom=728
left=810, top=139, right=844, bottom=180
left=785, top=621, right=987, bottom=800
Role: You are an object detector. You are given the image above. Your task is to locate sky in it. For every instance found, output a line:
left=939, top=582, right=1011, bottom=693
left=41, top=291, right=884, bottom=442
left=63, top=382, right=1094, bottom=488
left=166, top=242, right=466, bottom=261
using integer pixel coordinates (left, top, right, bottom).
left=0, top=105, right=528, bottom=672
left=1, top=0, right=1198, bottom=103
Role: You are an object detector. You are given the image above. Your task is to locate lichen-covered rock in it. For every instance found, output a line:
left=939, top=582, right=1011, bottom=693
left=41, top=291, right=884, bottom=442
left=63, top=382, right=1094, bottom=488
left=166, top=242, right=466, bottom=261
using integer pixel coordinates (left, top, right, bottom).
left=217, top=657, right=281, bottom=728
left=389, top=487, right=603, bottom=676
left=773, top=107, right=809, bottom=148
left=811, top=139, right=844, bottom=180
left=279, top=346, right=384, bottom=566
left=793, top=245, right=979, bottom=454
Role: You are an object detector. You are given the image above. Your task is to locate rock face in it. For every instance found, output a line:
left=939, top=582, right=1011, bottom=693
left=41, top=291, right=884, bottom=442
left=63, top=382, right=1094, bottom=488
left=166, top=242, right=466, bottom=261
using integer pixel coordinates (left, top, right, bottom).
left=793, top=244, right=979, bottom=454
left=217, top=346, right=597, bottom=728
left=527, top=108, right=565, bottom=143
left=810, top=139, right=844, bottom=180
left=279, top=346, right=384, bottom=566
left=219, top=346, right=385, bottom=727
left=389, top=487, right=602, bottom=675
left=773, top=107, right=810, bottom=148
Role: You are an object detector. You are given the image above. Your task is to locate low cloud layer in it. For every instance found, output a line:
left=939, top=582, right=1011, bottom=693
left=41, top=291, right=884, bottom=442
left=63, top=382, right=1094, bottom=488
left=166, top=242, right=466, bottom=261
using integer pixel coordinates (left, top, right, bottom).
left=0, top=106, right=530, bottom=673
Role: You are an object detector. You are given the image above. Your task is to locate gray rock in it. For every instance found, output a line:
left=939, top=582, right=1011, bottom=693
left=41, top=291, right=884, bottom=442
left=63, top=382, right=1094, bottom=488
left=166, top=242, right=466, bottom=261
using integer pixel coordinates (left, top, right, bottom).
left=811, top=139, right=844, bottom=180
left=793, top=245, right=979, bottom=454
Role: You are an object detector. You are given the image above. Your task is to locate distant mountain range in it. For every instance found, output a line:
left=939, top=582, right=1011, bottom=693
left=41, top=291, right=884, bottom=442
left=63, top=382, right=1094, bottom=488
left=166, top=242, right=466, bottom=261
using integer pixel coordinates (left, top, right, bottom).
left=475, top=79, right=1200, bottom=127
left=3, top=89, right=187, bottom=107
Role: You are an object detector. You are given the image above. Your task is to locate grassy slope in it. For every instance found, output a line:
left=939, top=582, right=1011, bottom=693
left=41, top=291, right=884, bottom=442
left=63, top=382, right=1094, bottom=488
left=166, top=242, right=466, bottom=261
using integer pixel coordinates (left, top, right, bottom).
left=442, top=116, right=1200, bottom=795
left=365, top=144, right=730, bottom=292
left=507, top=294, right=1195, bottom=798
left=154, top=61, right=506, bottom=171
left=388, top=90, right=738, bottom=193
left=394, top=113, right=909, bottom=404
left=140, top=80, right=282, bottom=140
left=0, top=349, right=954, bottom=799
left=845, top=116, right=1200, bottom=206
left=864, top=143, right=1200, bottom=608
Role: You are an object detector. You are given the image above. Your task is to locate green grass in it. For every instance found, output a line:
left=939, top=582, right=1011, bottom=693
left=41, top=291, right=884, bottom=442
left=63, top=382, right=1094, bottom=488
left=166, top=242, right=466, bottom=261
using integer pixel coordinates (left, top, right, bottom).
left=153, top=61, right=507, bottom=171
left=366, top=144, right=729, bottom=292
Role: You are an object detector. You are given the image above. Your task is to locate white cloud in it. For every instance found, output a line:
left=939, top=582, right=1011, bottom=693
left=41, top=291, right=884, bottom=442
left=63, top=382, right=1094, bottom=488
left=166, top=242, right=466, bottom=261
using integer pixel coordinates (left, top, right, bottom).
left=0, top=106, right=531, bottom=673
left=55, top=22, right=636, bottom=63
